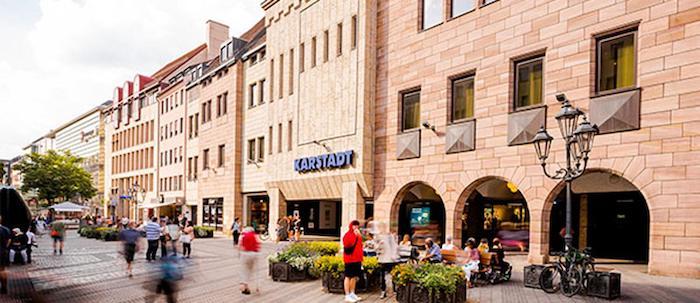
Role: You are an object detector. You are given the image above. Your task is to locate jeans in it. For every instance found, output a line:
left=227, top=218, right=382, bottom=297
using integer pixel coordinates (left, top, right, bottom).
left=379, top=263, right=397, bottom=292
left=147, top=240, right=159, bottom=261
left=27, top=246, right=32, bottom=264
left=182, top=243, right=191, bottom=257
left=160, top=237, right=168, bottom=258
left=233, top=231, right=240, bottom=246
left=9, top=249, right=27, bottom=264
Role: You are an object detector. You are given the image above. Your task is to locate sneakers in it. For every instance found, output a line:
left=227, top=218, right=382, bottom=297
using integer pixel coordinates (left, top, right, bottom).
left=350, top=293, right=362, bottom=301
left=379, top=291, right=387, bottom=299
left=344, top=295, right=357, bottom=303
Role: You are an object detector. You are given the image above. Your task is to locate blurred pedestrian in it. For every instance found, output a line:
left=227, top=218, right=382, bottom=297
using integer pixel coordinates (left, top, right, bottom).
left=376, top=225, right=400, bottom=299
left=49, top=216, right=66, bottom=255
left=145, top=217, right=161, bottom=262
left=160, top=218, right=169, bottom=258
left=26, top=225, right=37, bottom=264
left=9, top=228, right=28, bottom=265
left=239, top=226, right=260, bottom=295
left=276, top=217, right=288, bottom=242
left=230, top=218, right=241, bottom=246
left=180, top=221, right=194, bottom=258
left=292, top=215, right=301, bottom=241
left=119, top=221, right=141, bottom=278
left=0, top=215, right=10, bottom=294
left=166, top=219, right=180, bottom=256
left=343, top=220, right=363, bottom=303
left=147, top=254, right=182, bottom=303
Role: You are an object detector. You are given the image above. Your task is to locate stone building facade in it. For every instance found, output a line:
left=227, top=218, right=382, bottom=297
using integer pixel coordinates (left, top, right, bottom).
left=372, top=0, right=700, bottom=278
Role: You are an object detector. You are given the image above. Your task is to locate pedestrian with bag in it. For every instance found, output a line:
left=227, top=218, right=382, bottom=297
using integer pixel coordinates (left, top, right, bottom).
left=180, top=221, right=194, bottom=258
left=239, top=226, right=260, bottom=295
left=49, top=216, right=66, bottom=255
left=342, top=220, right=363, bottom=303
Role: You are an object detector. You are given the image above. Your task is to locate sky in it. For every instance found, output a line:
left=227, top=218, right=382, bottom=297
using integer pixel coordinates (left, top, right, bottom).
left=0, top=0, right=263, bottom=159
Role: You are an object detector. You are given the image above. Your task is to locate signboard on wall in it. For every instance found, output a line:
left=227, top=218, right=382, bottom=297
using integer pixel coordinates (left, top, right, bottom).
left=294, top=150, right=354, bottom=173
left=319, top=201, right=337, bottom=229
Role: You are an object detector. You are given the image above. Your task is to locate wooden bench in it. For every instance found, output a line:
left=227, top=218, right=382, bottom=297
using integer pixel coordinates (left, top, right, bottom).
left=441, top=249, right=470, bottom=264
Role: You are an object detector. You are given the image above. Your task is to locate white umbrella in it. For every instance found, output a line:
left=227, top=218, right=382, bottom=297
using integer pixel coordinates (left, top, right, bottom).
left=49, top=201, right=89, bottom=212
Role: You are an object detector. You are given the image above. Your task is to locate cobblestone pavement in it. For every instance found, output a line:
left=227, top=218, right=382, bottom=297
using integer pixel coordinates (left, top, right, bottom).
left=2, top=231, right=699, bottom=303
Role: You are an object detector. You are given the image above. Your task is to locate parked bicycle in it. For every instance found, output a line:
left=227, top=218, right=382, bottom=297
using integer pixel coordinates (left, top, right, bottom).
left=539, top=245, right=595, bottom=297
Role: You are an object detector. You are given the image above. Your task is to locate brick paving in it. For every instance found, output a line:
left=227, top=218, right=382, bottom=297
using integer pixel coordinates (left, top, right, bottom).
left=1, top=231, right=698, bottom=303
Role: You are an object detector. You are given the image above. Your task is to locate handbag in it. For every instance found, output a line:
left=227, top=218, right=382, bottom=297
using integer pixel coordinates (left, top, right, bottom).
left=50, top=230, right=59, bottom=237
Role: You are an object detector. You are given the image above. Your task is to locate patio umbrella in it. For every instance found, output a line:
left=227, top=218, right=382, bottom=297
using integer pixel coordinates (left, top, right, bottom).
left=49, top=201, right=89, bottom=212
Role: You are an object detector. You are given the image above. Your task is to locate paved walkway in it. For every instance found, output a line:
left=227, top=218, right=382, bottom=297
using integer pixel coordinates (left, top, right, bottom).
left=2, top=231, right=698, bottom=302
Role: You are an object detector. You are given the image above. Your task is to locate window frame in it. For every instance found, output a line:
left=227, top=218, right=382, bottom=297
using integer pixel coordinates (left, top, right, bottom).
left=400, top=88, right=422, bottom=132
left=247, top=139, right=256, bottom=162
left=218, top=144, right=225, bottom=167
left=595, top=29, right=638, bottom=96
left=450, top=0, right=476, bottom=19
left=351, top=15, right=358, bottom=50
left=337, top=22, right=343, bottom=57
left=449, top=73, right=476, bottom=123
left=420, top=0, right=444, bottom=31
left=512, top=55, right=545, bottom=112
left=257, top=137, right=265, bottom=162
left=203, top=148, right=210, bottom=170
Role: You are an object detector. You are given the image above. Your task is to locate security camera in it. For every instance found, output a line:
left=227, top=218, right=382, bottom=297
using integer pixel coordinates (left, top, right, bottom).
left=422, top=121, right=436, bottom=132
left=556, top=93, right=567, bottom=103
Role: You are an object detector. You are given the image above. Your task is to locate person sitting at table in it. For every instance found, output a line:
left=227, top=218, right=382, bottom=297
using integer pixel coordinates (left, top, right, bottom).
left=441, top=236, right=456, bottom=250
left=421, top=238, right=442, bottom=263
left=462, top=238, right=480, bottom=288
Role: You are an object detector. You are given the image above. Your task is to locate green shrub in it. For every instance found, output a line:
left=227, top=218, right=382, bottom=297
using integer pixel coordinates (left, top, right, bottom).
left=194, top=226, right=215, bottom=238
left=391, top=263, right=465, bottom=294
left=313, top=255, right=380, bottom=278
left=95, top=227, right=119, bottom=241
left=307, top=241, right=340, bottom=256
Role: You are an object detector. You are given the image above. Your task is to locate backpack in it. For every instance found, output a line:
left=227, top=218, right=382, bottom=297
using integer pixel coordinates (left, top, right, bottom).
left=344, top=236, right=358, bottom=255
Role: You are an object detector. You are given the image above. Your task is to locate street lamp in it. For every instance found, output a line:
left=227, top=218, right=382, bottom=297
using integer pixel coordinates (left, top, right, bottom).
left=531, top=93, right=598, bottom=250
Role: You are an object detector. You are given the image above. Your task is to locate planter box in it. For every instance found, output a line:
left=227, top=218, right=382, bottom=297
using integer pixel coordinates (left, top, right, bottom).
left=270, top=262, right=307, bottom=282
left=524, top=265, right=546, bottom=289
left=586, top=271, right=621, bottom=300
left=394, top=281, right=466, bottom=303
left=324, top=271, right=381, bottom=294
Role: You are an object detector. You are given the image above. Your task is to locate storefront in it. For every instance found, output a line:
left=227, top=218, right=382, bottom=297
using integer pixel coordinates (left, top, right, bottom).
left=246, top=195, right=269, bottom=234
left=394, top=182, right=446, bottom=247
left=202, top=198, right=224, bottom=230
left=287, top=200, right=341, bottom=237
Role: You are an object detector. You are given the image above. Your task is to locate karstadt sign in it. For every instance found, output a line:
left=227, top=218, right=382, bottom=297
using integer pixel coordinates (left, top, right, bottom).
left=294, top=150, right=354, bottom=173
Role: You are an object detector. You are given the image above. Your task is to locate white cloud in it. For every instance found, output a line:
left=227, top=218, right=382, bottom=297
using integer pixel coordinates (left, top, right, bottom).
left=0, top=0, right=263, bottom=159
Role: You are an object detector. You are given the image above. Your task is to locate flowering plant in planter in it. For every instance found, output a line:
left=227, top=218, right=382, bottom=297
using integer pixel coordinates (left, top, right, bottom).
left=268, top=241, right=340, bottom=282
left=314, top=256, right=381, bottom=293
left=391, top=263, right=467, bottom=303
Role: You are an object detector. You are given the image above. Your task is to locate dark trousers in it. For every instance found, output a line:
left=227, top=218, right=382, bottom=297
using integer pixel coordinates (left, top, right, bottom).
left=182, top=243, right=191, bottom=257
left=147, top=240, right=159, bottom=261
left=380, top=263, right=397, bottom=292
left=233, top=231, right=240, bottom=246
left=27, top=246, right=32, bottom=264
left=160, top=237, right=168, bottom=258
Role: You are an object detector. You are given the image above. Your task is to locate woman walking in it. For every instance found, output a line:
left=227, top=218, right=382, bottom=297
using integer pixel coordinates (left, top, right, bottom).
left=239, top=226, right=260, bottom=295
left=180, top=221, right=194, bottom=258
left=376, top=226, right=400, bottom=299
left=231, top=218, right=241, bottom=246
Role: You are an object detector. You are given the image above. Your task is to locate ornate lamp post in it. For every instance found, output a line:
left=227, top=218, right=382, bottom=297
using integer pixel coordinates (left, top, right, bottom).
left=532, top=94, right=599, bottom=250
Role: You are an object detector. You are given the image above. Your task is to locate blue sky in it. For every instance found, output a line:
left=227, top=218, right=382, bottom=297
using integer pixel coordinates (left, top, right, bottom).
left=0, top=0, right=263, bottom=159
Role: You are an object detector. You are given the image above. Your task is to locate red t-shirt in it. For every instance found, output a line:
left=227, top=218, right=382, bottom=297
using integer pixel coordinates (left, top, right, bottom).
left=343, top=229, right=363, bottom=264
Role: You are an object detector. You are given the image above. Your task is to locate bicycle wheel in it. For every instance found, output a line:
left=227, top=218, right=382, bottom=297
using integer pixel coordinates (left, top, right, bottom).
left=561, top=266, right=583, bottom=297
left=539, top=266, right=560, bottom=293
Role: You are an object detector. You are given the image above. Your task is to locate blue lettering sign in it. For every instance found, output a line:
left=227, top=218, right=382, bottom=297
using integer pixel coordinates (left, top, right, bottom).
left=293, top=150, right=355, bottom=173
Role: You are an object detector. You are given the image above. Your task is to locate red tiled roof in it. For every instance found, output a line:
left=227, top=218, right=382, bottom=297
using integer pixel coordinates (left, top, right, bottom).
left=240, top=18, right=265, bottom=42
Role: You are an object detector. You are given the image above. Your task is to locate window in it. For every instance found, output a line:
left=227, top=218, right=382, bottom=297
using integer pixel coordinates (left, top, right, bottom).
left=180, top=118, right=184, bottom=133
left=299, top=43, right=305, bottom=73
left=222, top=92, right=227, bottom=115
left=218, top=144, right=225, bottom=167
left=337, top=23, right=343, bottom=56
left=351, top=15, right=358, bottom=50
left=201, top=103, right=206, bottom=123
left=259, top=79, right=265, bottom=104
left=452, top=75, right=475, bottom=122
left=323, top=30, right=329, bottom=62
left=257, top=137, right=265, bottom=162
left=216, top=95, right=221, bottom=117
left=247, top=139, right=256, bottom=162
left=289, top=48, right=294, bottom=95
left=188, top=157, right=192, bottom=180
left=401, top=90, right=421, bottom=131
left=482, top=0, right=498, bottom=6
left=278, top=123, right=283, bottom=153
left=268, top=126, right=273, bottom=155
left=203, top=149, right=210, bottom=170
left=207, top=100, right=212, bottom=121
left=597, top=29, right=636, bottom=93
left=193, top=113, right=199, bottom=137
left=249, top=83, right=257, bottom=107
left=514, top=56, right=544, bottom=110
left=279, top=54, right=284, bottom=99
left=422, top=0, right=443, bottom=30
left=270, top=58, right=275, bottom=101
left=193, top=156, right=198, bottom=179
left=452, top=0, right=474, bottom=17
left=287, top=120, right=293, bottom=151
left=311, top=37, right=317, bottom=67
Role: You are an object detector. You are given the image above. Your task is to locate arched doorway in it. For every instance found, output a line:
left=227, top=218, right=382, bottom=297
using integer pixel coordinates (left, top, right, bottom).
left=392, top=182, right=446, bottom=246
left=547, top=171, right=650, bottom=263
left=458, top=178, right=530, bottom=251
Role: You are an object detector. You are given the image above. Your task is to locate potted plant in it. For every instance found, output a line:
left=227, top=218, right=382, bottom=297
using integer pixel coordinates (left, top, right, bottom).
left=267, top=242, right=340, bottom=282
left=193, top=226, right=215, bottom=238
left=314, top=256, right=381, bottom=294
left=391, top=263, right=467, bottom=303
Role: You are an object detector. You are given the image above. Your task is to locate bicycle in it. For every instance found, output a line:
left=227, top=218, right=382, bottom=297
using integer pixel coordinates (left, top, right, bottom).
left=539, top=245, right=593, bottom=297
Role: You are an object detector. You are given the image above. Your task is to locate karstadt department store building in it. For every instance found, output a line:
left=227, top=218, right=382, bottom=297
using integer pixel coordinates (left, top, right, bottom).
left=248, top=0, right=699, bottom=278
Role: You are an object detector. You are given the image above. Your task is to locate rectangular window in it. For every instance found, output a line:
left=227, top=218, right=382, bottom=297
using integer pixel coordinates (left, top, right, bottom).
left=188, top=157, right=192, bottom=180
left=482, top=0, right=498, bottom=6
left=216, top=95, right=221, bottom=117
left=289, top=48, right=294, bottom=95
left=311, top=37, right=317, bottom=67
left=270, top=58, right=275, bottom=102
left=514, top=56, right=544, bottom=110
left=278, top=123, right=283, bottom=153
left=337, top=22, right=343, bottom=56
left=452, top=0, right=474, bottom=17
left=257, top=137, right=265, bottom=162
left=222, top=92, right=227, bottom=115
left=597, top=30, right=636, bottom=93
left=323, top=30, right=329, bottom=62
left=247, top=139, right=255, bottom=162
left=287, top=120, right=293, bottom=151
left=279, top=54, right=284, bottom=99
left=401, top=90, right=421, bottom=131
left=422, top=0, right=443, bottom=30
left=268, top=126, right=273, bottom=155
left=218, top=144, right=225, bottom=167
left=203, top=149, right=210, bottom=170
left=299, top=43, right=305, bottom=73
left=207, top=100, right=212, bottom=122
left=249, top=83, right=257, bottom=107
left=194, top=113, right=199, bottom=137
left=351, top=15, right=358, bottom=50
left=193, top=156, right=198, bottom=179
left=201, top=103, right=206, bottom=123
left=451, top=75, right=475, bottom=122
left=259, top=79, right=265, bottom=104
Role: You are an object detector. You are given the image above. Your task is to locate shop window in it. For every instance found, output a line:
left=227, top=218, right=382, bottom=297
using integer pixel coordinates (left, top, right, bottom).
left=451, top=75, right=475, bottom=122
left=248, top=139, right=256, bottom=162
left=514, top=56, right=543, bottom=110
left=597, top=29, right=636, bottom=94
left=401, top=90, right=421, bottom=131
left=203, top=149, right=210, bottom=170
left=257, top=137, right=265, bottom=162
left=452, top=0, right=475, bottom=17
left=218, top=144, right=225, bottom=167
left=421, top=0, right=443, bottom=30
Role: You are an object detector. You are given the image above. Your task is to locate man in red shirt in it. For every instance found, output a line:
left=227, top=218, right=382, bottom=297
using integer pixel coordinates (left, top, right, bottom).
left=343, top=220, right=363, bottom=302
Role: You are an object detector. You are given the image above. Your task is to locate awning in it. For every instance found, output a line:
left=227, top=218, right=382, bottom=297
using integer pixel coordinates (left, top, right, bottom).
left=139, top=200, right=176, bottom=209
left=49, top=201, right=89, bottom=212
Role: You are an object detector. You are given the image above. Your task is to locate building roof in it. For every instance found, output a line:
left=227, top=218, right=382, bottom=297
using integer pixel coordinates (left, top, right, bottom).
left=151, top=43, right=207, bottom=81
left=51, top=101, right=113, bottom=135
left=240, top=18, right=265, bottom=42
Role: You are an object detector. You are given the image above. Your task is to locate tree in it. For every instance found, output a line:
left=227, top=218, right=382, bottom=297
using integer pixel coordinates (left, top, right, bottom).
left=14, top=150, right=96, bottom=204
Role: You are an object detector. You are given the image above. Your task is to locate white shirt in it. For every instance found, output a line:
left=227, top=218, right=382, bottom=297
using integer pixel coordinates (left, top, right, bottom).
left=26, top=231, right=36, bottom=245
left=442, top=243, right=455, bottom=250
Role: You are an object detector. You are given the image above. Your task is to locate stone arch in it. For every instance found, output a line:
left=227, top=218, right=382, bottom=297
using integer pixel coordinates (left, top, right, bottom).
left=390, top=180, right=447, bottom=245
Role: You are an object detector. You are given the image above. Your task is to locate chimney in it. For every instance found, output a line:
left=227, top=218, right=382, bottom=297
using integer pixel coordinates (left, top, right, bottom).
left=206, top=20, right=230, bottom=60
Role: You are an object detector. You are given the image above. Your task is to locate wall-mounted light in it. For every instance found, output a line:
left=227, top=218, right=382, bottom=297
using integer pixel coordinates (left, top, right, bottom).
left=246, top=159, right=260, bottom=168
left=422, top=121, right=437, bottom=133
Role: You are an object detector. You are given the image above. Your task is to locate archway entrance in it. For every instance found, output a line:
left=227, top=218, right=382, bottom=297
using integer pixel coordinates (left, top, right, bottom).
left=548, top=171, right=649, bottom=263
left=395, top=183, right=445, bottom=246
left=460, top=178, right=530, bottom=251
